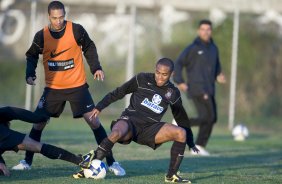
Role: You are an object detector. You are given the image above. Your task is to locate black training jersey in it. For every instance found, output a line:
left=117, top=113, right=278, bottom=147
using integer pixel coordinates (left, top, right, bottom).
left=96, top=72, right=191, bottom=129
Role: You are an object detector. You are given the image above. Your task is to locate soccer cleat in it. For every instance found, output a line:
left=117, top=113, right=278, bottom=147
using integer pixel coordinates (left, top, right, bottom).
left=11, top=160, right=31, bottom=170
left=165, top=174, right=191, bottom=183
left=79, top=150, right=94, bottom=168
left=190, top=145, right=210, bottom=156
left=108, top=162, right=126, bottom=176
left=72, top=169, right=85, bottom=179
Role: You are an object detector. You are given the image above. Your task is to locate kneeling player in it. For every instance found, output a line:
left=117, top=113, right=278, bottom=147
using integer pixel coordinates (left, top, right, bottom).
left=0, top=107, right=91, bottom=176
left=78, top=58, right=199, bottom=183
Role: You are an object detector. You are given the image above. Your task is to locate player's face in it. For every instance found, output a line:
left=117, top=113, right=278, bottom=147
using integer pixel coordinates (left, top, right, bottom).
left=155, top=64, right=172, bottom=87
left=198, top=24, right=212, bottom=43
left=48, top=9, right=65, bottom=31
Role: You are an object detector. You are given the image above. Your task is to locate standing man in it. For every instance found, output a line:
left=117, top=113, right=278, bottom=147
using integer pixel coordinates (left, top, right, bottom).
left=173, top=19, right=226, bottom=156
left=80, top=58, right=199, bottom=183
left=12, top=1, right=125, bottom=176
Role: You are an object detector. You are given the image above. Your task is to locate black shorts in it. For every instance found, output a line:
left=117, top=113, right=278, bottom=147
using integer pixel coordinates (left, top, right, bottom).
left=34, top=84, right=95, bottom=118
left=111, top=115, right=165, bottom=150
left=0, top=124, right=25, bottom=152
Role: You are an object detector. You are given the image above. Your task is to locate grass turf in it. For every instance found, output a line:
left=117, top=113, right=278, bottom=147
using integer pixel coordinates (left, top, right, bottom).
left=0, top=115, right=281, bottom=184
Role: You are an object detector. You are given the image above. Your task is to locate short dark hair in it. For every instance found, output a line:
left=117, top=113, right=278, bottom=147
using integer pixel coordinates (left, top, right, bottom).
left=156, top=58, right=174, bottom=72
left=198, top=19, right=212, bottom=28
left=48, top=1, right=65, bottom=15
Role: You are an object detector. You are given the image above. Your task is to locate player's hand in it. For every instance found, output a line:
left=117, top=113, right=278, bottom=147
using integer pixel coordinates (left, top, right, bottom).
left=177, top=83, right=188, bottom=92
left=93, top=70, right=104, bottom=81
left=26, top=76, right=36, bottom=85
left=191, top=146, right=200, bottom=154
left=89, top=108, right=100, bottom=121
left=0, top=163, right=10, bottom=176
left=217, top=73, right=226, bottom=84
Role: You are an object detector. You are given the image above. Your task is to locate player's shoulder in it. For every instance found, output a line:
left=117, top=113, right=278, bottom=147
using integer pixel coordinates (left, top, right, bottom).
left=136, top=72, right=153, bottom=80
left=168, top=82, right=181, bottom=94
left=71, top=21, right=82, bottom=27
left=35, top=29, right=44, bottom=38
left=33, top=29, right=44, bottom=45
left=165, top=81, right=181, bottom=101
left=70, top=22, right=85, bottom=32
left=135, top=72, right=154, bottom=86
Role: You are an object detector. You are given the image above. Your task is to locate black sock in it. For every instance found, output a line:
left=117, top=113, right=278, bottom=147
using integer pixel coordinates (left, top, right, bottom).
left=94, top=138, right=114, bottom=161
left=40, top=144, right=82, bottom=165
left=167, top=141, right=186, bottom=178
left=25, top=128, right=43, bottom=165
left=92, top=125, right=115, bottom=165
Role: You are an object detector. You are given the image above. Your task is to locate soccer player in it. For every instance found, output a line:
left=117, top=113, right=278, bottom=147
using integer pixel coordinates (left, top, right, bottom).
left=0, top=108, right=92, bottom=177
left=173, top=19, right=226, bottom=156
left=79, top=58, right=199, bottom=183
left=12, top=1, right=125, bottom=176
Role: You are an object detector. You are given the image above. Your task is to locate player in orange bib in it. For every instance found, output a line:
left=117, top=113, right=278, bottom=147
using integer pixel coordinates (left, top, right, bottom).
left=12, top=1, right=125, bottom=177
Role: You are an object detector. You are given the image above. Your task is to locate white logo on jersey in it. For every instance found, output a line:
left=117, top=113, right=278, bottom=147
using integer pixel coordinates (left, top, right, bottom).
left=198, top=50, right=204, bottom=55
left=141, top=94, right=164, bottom=114
left=152, top=94, right=162, bottom=105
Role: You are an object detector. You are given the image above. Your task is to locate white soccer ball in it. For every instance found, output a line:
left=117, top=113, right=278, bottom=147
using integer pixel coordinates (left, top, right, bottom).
left=232, top=124, right=249, bottom=141
left=83, top=159, right=107, bottom=179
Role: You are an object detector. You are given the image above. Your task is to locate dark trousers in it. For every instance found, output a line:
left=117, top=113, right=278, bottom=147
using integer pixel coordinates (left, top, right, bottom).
left=189, top=95, right=217, bottom=147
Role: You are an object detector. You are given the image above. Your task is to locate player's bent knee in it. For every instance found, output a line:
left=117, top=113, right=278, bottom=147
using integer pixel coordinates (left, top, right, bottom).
left=176, top=128, right=186, bottom=142
left=109, top=129, right=124, bottom=142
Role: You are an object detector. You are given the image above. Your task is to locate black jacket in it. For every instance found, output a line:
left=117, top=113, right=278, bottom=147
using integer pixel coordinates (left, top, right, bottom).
left=173, top=37, right=222, bottom=96
left=96, top=72, right=195, bottom=148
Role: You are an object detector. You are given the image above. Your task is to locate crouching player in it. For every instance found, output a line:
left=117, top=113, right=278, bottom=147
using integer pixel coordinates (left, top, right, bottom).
left=79, top=58, right=199, bottom=183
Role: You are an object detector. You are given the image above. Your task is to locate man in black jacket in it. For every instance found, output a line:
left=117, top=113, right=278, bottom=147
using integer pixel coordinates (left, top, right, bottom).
left=12, top=1, right=125, bottom=176
left=173, top=20, right=226, bottom=156
left=79, top=58, right=199, bottom=183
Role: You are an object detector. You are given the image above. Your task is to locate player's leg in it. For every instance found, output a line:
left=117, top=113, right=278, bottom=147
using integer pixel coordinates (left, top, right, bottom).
left=0, top=106, right=48, bottom=169
left=74, top=119, right=130, bottom=178
left=0, top=106, right=48, bottom=170
left=80, top=119, right=131, bottom=165
left=0, top=106, right=49, bottom=123
left=83, top=114, right=115, bottom=163
left=189, top=95, right=206, bottom=126
left=193, top=95, right=216, bottom=156
left=70, top=87, right=125, bottom=175
left=196, top=95, right=217, bottom=146
left=13, top=90, right=64, bottom=170
left=154, top=123, right=191, bottom=183
left=23, top=122, right=47, bottom=166
left=18, top=135, right=82, bottom=165
left=94, top=119, right=131, bottom=160
left=11, top=123, right=48, bottom=170
left=0, top=124, right=26, bottom=175
left=70, top=87, right=113, bottom=163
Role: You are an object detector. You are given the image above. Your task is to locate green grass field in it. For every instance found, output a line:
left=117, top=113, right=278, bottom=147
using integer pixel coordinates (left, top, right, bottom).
left=0, top=115, right=281, bottom=184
